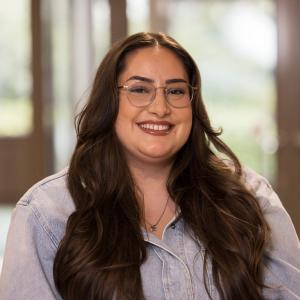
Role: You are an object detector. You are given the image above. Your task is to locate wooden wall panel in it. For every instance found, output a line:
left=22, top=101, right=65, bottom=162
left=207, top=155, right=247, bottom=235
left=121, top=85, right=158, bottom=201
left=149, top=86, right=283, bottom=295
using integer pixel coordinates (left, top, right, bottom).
left=109, top=0, right=127, bottom=44
left=276, top=0, right=300, bottom=236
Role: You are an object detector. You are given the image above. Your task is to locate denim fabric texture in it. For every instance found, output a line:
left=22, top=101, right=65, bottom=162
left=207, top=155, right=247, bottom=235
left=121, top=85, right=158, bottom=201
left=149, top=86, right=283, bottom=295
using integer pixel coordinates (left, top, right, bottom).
left=0, top=167, right=299, bottom=300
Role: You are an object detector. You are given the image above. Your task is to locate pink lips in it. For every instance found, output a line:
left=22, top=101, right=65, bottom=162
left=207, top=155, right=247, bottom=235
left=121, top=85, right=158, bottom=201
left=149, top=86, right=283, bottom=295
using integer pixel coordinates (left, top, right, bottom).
left=137, top=120, right=174, bottom=136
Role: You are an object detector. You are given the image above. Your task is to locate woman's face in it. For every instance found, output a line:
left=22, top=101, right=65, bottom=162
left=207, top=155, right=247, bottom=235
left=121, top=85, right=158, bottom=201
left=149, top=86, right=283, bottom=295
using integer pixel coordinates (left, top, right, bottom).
left=115, top=46, right=193, bottom=167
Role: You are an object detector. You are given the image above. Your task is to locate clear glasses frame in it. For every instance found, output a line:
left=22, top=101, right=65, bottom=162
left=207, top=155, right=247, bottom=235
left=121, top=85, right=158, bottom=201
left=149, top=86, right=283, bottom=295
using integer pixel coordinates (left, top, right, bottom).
left=118, top=81, right=198, bottom=108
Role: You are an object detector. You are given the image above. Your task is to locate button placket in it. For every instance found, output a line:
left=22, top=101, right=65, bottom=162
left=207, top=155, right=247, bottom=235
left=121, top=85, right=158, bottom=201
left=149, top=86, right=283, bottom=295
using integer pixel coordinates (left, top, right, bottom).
left=153, top=247, right=172, bottom=300
left=143, top=220, right=196, bottom=300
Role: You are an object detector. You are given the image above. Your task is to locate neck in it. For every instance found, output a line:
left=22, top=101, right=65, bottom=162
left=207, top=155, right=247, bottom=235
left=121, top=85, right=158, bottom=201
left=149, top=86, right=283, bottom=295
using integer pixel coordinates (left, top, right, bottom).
left=126, top=159, right=177, bottom=239
left=128, top=159, right=172, bottom=194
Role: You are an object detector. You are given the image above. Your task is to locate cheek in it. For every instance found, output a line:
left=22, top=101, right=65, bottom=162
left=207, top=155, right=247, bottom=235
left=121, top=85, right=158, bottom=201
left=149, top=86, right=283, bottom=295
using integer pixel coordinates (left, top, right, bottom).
left=172, top=112, right=192, bottom=147
left=183, top=121, right=193, bottom=143
left=116, top=98, right=133, bottom=126
left=115, top=99, right=140, bottom=139
left=182, top=110, right=193, bottom=133
left=115, top=112, right=130, bottom=142
left=182, top=113, right=193, bottom=143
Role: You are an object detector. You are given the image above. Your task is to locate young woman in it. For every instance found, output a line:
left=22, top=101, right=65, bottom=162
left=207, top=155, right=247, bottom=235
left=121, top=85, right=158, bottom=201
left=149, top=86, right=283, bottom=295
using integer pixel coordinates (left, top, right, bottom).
left=0, top=32, right=299, bottom=300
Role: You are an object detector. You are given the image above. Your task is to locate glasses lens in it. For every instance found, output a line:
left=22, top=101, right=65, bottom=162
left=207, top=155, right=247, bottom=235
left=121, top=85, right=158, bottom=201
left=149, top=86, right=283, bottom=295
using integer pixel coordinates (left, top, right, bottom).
left=123, top=81, right=193, bottom=108
left=166, top=82, right=192, bottom=108
left=126, top=81, right=154, bottom=107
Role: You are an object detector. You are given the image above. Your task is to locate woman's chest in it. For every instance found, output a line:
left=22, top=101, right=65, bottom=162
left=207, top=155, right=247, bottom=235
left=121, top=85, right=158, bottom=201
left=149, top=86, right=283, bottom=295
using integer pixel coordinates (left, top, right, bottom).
left=140, top=222, right=219, bottom=300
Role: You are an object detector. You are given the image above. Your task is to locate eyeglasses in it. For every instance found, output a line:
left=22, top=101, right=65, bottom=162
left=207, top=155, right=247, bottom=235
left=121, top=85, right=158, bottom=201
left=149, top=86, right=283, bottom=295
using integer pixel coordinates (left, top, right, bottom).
left=118, top=81, right=197, bottom=108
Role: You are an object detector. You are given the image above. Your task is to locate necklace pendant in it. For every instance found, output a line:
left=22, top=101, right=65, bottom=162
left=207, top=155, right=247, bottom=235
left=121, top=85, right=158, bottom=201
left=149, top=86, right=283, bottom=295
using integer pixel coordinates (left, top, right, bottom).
left=150, top=225, right=157, bottom=232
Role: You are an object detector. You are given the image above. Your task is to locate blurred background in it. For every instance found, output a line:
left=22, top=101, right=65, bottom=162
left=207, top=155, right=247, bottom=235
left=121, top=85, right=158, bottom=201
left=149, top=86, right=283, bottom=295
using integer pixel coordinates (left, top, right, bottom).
left=0, top=0, right=299, bottom=271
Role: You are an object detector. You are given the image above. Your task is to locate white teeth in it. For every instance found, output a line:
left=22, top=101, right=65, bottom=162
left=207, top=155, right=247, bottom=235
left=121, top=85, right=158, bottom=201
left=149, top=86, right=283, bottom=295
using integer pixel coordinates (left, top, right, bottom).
left=139, top=123, right=170, bottom=131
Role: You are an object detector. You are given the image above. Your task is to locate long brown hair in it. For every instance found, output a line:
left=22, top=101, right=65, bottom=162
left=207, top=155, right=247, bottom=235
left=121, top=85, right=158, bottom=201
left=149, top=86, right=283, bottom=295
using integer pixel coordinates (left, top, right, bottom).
left=53, top=32, right=270, bottom=300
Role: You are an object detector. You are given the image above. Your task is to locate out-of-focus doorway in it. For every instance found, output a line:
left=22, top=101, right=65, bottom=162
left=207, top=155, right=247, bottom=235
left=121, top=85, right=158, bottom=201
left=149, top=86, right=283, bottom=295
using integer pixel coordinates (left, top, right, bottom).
left=0, top=0, right=51, bottom=204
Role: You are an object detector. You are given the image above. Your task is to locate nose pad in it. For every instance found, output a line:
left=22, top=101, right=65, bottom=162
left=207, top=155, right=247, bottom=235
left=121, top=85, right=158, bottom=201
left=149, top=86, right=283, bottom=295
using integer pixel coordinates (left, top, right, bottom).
left=154, top=88, right=168, bottom=105
left=147, top=88, right=170, bottom=116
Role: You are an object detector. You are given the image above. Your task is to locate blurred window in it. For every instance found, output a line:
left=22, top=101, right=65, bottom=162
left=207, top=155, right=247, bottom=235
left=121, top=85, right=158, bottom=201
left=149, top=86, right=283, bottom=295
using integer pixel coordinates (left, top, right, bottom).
left=0, top=0, right=32, bottom=137
left=93, top=0, right=110, bottom=64
left=50, top=0, right=110, bottom=171
left=0, top=205, right=14, bottom=274
left=127, top=0, right=150, bottom=33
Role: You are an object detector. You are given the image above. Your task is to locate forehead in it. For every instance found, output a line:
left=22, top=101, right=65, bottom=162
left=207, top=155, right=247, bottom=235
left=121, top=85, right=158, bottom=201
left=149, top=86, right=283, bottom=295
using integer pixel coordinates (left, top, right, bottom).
left=118, top=46, right=188, bottom=82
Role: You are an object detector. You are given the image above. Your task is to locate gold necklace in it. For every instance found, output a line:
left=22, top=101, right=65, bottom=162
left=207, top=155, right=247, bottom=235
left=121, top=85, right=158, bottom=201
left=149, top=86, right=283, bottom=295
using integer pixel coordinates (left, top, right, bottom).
left=145, top=196, right=170, bottom=232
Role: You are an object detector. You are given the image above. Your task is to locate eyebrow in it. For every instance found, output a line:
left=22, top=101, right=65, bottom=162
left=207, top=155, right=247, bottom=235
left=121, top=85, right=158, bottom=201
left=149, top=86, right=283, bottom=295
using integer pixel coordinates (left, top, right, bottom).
left=166, top=78, right=187, bottom=84
left=125, top=75, right=188, bottom=84
left=126, top=76, right=154, bottom=83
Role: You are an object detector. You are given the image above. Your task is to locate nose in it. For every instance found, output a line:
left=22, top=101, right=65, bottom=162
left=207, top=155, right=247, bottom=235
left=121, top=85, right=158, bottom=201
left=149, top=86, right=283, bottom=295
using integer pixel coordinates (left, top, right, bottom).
left=146, top=88, right=171, bottom=117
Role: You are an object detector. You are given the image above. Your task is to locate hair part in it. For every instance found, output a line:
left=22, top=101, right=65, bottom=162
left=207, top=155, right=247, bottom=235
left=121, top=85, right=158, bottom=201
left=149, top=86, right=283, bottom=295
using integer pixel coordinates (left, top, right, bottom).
left=53, top=32, right=270, bottom=300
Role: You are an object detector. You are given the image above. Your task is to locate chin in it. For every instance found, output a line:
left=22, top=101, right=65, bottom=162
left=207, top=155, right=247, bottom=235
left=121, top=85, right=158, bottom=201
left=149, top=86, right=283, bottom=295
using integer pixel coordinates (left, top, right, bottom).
left=138, top=150, right=176, bottom=164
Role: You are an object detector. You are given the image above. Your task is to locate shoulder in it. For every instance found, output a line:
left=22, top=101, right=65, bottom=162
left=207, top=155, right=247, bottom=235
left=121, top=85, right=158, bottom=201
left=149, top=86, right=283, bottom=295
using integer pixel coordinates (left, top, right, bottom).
left=240, top=166, right=300, bottom=263
left=0, top=170, right=71, bottom=299
left=239, top=166, right=282, bottom=212
left=16, top=167, right=75, bottom=248
left=222, top=159, right=280, bottom=211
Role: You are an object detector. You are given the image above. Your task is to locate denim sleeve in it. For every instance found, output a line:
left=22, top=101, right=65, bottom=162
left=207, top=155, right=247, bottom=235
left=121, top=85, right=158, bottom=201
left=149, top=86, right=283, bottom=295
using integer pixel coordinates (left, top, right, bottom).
left=244, top=169, right=300, bottom=300
left=0, top=199, right=62, bottom=300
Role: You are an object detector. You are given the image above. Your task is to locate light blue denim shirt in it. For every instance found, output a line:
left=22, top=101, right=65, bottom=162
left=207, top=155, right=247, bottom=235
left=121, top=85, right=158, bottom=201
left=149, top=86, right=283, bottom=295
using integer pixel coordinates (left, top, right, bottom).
left=0, top=167, right=299, bottom=300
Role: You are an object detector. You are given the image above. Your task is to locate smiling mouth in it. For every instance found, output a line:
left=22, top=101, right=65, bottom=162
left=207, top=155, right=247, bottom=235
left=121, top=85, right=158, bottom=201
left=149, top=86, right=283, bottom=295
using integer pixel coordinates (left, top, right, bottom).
left=137, top=121, right=174, bottom=135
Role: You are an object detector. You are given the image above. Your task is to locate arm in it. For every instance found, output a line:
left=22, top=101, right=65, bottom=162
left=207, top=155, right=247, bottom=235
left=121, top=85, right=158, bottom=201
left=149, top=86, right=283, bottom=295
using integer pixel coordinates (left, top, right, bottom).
left=244, top=169, right=300, bottom=299
left=0, top=199, right=62, bottom=300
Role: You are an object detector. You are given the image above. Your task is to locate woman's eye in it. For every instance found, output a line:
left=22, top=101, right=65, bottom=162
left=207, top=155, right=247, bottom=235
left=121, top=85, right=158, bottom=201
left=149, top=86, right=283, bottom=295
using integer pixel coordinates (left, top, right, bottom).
left=129, top=86, right=150, bottom=94
left=168, top=88, right=185, bottom=95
